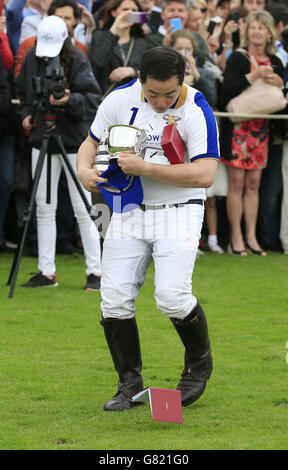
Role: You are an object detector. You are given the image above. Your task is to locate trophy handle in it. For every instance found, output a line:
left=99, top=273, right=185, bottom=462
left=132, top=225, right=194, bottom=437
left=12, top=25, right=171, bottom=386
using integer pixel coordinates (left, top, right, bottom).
left=135, top=129, right=149, bottom=155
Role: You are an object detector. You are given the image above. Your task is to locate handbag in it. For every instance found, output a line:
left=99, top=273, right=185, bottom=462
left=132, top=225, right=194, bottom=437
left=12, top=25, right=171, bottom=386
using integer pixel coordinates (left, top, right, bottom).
left=226, top=49, right=287, bottom=123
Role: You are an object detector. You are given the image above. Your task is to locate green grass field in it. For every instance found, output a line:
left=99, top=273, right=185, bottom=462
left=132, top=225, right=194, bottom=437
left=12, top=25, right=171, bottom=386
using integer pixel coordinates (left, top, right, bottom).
left=0, top=250, right=287, bottom=450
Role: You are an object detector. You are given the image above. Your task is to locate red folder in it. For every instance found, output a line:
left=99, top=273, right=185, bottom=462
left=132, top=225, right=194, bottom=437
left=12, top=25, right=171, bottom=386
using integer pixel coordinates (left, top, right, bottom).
left=132, top=387, right=183, bottom=424
left=161, top=123, right=186, bottom=165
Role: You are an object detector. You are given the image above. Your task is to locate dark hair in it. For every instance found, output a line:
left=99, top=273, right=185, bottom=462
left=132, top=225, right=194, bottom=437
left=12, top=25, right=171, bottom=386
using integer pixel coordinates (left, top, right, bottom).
left=265, top=3, right=288, bottom=26
left=139, top=47, right=185, bottom=84
left=216, top=0, right=231, bottom=7
left=60, top=36, right=77, bottom=76
left=97, top=0, right=144, bottom=37
left=48, top=0, right=82, bottom=20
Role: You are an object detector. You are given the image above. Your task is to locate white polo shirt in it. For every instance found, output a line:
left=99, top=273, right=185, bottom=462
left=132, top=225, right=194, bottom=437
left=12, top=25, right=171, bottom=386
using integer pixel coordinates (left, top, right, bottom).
left=89, top=79, right=219, bottom=205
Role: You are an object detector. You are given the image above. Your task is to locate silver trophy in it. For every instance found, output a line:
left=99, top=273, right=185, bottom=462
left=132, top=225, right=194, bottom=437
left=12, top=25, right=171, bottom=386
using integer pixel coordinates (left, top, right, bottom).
left=95, top=125, right=148, bottom=173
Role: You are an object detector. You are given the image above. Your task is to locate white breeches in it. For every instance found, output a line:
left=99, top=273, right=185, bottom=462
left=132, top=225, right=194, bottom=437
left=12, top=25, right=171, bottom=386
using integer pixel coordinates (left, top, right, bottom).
left=100, top=203, right=204, bottom=320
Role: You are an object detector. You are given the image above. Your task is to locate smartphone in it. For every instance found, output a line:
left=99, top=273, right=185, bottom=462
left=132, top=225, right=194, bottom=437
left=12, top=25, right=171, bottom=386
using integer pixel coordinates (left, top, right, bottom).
left=229, top=11, right=241, bottom=48
left=0, top=1, right=3, bottom=16
left=230, top=10, right=241, bottom=23
left=207, top=20, right=216, bottom=35
left=207, top=15, right=222, bottom=35
left=128, top=12, right=149, bottom=24
left=170, top=18, right=182, bottom=31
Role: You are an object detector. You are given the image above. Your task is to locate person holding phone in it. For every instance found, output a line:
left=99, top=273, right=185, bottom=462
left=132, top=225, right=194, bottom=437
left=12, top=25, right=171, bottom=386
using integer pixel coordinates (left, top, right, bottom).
left=90, top=0, right=152, bottom=96
left=143, top=0, right=189, bottom=47
left=157, top=0, right=188, bottom=36
left=168, top=28, right=217, bottom=107
left=145, top=0, right=213, bottom=71
left=216, top=7, right=248, bottom=71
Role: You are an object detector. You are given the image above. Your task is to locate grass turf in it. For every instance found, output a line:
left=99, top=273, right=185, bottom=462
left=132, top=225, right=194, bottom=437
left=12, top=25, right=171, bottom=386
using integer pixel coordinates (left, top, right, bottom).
left=0, top=250, right=287, bottom=450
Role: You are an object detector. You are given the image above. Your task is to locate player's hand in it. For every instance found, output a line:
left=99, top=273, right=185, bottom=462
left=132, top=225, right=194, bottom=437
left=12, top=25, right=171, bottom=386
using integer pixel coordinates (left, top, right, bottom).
left=117, top=151, right=146, bottom=175
left=78, top=166, right=108, bottom=193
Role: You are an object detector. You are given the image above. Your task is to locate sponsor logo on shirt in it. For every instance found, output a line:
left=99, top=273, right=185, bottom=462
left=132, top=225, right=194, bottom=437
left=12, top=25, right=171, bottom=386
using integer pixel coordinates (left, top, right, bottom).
left=163, top=114, right=181, bottom=125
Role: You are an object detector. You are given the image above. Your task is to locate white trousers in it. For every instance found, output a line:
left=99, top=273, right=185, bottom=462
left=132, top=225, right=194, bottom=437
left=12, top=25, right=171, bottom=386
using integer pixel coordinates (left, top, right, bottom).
left=100, top=203, right=204, bottom=320
left=32, top=148, right=101, bottom=276
left=280, top=141, right=288, bottom=253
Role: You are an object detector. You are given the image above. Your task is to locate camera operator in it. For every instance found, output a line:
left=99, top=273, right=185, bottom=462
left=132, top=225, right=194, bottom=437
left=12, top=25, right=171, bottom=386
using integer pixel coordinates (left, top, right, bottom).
left=15, top=15, right=102, bottom=290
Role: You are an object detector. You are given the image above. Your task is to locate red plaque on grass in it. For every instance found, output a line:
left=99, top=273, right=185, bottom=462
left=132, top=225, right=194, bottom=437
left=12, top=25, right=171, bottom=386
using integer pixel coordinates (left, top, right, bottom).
left=132, top=387, right=183, bottom=424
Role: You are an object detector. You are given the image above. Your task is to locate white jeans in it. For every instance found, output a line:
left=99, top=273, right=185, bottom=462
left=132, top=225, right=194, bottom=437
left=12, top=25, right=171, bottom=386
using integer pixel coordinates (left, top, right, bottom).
left=32, top=148, right=101, bottom=276
left=280, top=141, right=288, bottom=253
left=100, top=203, right=204, bottom=320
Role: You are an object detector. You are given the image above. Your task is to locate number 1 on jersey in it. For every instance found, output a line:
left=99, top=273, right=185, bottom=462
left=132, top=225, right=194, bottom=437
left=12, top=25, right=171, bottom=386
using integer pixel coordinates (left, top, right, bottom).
left=129, top=107, right=139, bottom=126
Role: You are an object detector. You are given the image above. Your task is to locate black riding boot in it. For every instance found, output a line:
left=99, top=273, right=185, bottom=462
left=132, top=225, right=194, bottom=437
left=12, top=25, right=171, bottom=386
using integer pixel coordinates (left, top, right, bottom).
left=100, top=316, right=144, bottom=411
left=170, top=302, right=213, bottom=407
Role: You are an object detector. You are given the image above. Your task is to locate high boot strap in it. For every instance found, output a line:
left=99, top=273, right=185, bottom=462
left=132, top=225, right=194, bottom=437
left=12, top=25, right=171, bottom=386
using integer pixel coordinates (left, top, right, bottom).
left=170, top=302, right=210, bottom=356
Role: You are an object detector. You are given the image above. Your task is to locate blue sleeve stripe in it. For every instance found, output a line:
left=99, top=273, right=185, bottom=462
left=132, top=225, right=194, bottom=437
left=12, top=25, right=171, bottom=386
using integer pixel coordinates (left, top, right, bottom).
left=194, top=92, right=219, bottom=157
left=89, top=129, right=100, bottom=142
left=190, top=153, right=220, bottom=162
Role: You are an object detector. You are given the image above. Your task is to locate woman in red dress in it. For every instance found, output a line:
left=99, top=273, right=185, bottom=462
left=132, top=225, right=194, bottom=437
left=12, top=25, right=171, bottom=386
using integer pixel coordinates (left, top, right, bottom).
left=220, top=10, right=284, bottom=255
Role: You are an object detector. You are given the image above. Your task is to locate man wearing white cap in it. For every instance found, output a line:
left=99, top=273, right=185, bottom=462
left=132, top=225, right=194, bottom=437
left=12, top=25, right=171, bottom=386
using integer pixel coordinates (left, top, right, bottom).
left=15, top=16, right=102, bottom=290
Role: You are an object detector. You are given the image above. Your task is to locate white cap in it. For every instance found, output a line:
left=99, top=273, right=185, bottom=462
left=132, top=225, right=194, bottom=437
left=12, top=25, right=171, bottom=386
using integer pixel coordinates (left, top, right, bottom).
left=36, top=16, right=68, bottom=58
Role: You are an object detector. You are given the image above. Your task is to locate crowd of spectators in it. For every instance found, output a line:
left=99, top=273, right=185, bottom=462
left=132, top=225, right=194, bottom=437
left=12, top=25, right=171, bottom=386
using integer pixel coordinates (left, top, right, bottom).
left=1, top=0, right=288, bottom=261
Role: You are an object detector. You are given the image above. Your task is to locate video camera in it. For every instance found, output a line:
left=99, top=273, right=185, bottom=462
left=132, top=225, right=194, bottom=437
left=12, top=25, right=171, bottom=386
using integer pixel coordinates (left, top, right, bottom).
left=32, top=55, right=66, bottom=112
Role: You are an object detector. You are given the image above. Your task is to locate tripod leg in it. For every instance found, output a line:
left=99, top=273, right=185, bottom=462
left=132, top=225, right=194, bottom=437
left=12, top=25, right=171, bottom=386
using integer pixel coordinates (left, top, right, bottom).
left=55, top=135, right=92, bottom=214
left=7, top=139, right=49, bottom=298
left=46, top=150, right=51, bottom=204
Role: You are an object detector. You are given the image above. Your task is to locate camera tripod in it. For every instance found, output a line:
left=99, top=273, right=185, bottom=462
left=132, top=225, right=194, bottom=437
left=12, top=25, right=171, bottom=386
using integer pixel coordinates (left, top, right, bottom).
left=7, top=116, right=93, bottom=299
